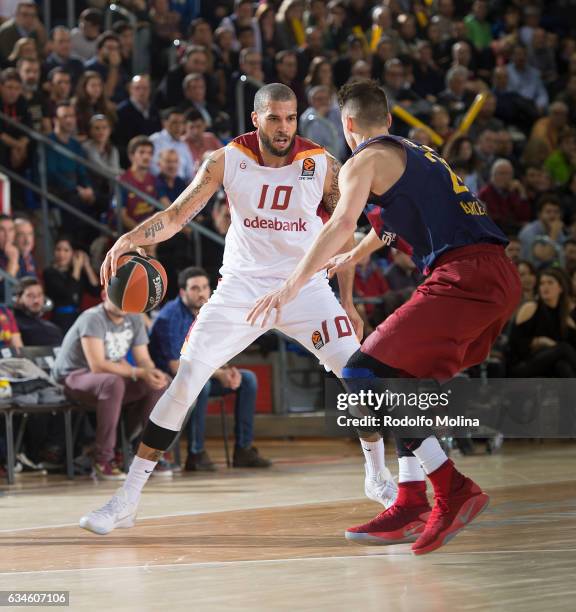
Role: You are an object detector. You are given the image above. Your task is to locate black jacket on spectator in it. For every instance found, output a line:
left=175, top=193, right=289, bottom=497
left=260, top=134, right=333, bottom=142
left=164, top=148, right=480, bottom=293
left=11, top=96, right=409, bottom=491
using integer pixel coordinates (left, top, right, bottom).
left=42, top=53, right=85, bottom=89
left=13, top=308, right=63, bottom=347
left=155, top=65, right=218, bottom=110
left=115, top=100, right=162, bottom=166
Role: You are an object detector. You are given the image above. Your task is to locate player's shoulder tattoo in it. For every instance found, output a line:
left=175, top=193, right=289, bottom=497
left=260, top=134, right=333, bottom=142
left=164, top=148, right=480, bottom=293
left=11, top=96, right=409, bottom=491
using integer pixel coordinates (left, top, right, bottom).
left=323, top=153, right=342, bottom=215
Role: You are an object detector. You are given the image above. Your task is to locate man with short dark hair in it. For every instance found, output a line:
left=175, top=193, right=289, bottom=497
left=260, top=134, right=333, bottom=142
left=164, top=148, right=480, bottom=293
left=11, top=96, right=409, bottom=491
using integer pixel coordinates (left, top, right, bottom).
left=46, top=102, right=95, bottom=238
left=70, top=8, right=102, bottom=62
left=518, top=194, right=566, bottom=260
left=43, top=26, right=85, bottom=89
left=13, top=277, right=63, bottom=346
left=84, top=31, right=129, bottom=103
left=119, top=136, right=157, bottom=230
left=150, top=108, right=195, bottom=181
left=17, top=57, right=50, bottom=133
left=0, top=214, right=18, bottom=277
left=183, top=108, right=223, bottom=174
left=149, top=266, right=271, bottom=470
left=45, top=67, right=72, bottom=118
left=13, top=217, right=37, bottom=278
left=274, top=50, right=306, bottom=115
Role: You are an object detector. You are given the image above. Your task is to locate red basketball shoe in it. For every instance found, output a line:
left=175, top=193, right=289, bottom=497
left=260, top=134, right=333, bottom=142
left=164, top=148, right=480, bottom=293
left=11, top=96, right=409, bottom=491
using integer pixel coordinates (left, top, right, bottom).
left=412, top=463, right=489, bottom=556
left=345, top=482, right=431, bottom=545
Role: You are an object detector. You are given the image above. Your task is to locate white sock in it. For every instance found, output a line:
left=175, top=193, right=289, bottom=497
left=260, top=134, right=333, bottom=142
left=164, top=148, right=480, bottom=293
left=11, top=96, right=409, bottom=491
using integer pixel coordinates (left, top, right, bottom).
left=411, top=436, right=448, bottom=475
left=398, top=456, right=426, bottom=483
left=360, top=438, right=386, bottom=477
left=123, top=456, right=157, bottom=504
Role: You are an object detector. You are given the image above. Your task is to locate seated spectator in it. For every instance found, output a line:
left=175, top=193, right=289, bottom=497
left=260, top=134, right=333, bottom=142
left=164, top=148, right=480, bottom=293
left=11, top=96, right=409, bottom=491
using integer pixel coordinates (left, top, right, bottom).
left=45, top=67, right=72, bottom=119
left=13, top=277, right=63, bottom=346
left=446, top=136, right=483, bottom=192
left=17, top=57, right=50, bottom=133
left=506, top=44, right=549, bottom=113
left=148, top=266, right=271, bottom=470
left=200, top=192, right=230, bottom=285
left=299, top=85, right=341, bottom=159
left=544, top=128, right=576, bottom=187
left=150, top=0, right=182, bottom=60
left=0, top=303, right=22, bottom=350
left=522, top=164, right=553, bottom=216
left=505, top=236, right=521, bottom=265
left=412, top=40, right=444, bottom=100
left=73, top=70, right=116, bottom=140
left=43, top=237, right=99, bottom=334
left=528, top=28, right=557, bottom=85
left=154, top=148, right=192, bottom=298
left=82, top=114, right=121, bottom=217
left=118, top=136, right=157, bottom=230
left=150, top=108, right=195, bottom=182
left=381, top=58, right=430, bottom=121
left=184, top=109, right=223, bottom=175
left=478, top=158, right=530, bottom=234
left=0, top=68, right=31, bottom=173
left=274, top=49, right=306, bottom=114
left=84, top=31, right=129, bottom=104
left=0, top=2, right=43, bottom=65
left=0, top=214, right=18, bottom=277
left=518, top=194, right=566, bottom=260
left=466, top=93, right=503, bottom=142
left=52, top=293, right=170, bottom=480
left=531, top=236, right=562, bottom=271
left=13, top=217, right=37, bottom=278
left=112, top=21, right=135, bottom=79
left=529, top=101, right=570, bottom=160
left=517, top=260, right=537, bottom=304
left=430, top=104, right=454, bottom=145
left=70, top=8, right=102, bottom=63
left=464, top=0, right=492, bottom=51
left=256, top=3, right=280, bottom=62
left=115, top=75, right=162, bottom=167
left=228, top=47, right=264, bottom=134
left=181, top=72, right=218, bottom=128
left=275, top=0, right=304, bottom=52
left=563, top=239, right=576, bottom=276
left=438, top=66, right=476, bottom=122
left=509, top=268, right=576, bottom=377
left=5, top=36, right=38, bottom=68
left=43, top=26, right=85, bottom=89
left=46, top=102, right=95, bottom=241
left=557, top=170, right=576, bottom=224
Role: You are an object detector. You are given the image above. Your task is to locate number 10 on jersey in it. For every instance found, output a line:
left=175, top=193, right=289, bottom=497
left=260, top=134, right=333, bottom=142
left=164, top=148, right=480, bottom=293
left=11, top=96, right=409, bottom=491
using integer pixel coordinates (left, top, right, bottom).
left=258, top=184, right=293, bottom=211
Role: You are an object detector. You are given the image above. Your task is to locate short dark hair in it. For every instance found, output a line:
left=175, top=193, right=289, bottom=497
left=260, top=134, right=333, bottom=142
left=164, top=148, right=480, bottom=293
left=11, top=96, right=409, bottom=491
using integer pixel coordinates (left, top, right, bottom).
left=178, top=267, right=209, bottom=289
left=127, top=135, right=153, bottom=157
left=48, top=66, right=70, bottom=82
left=275, top=49, right=297, bottom=65
left=161, top=106, right=184, bottom=122
left=96, top=31, right=120, bottom=51
left=338, top=79, right=390, bottom=127
left=112, top=20, right=133, bottom=36
left=253, top=82, right=296, bottom=112
left=537, top=193, right=561, bottom=213
left=0, top=68, right=21, bottom=85
left=185, top=108, right=204, bottom=123
left=15, top=276, right=41, bottom=298
left=80, top=8, right=103, bottom=27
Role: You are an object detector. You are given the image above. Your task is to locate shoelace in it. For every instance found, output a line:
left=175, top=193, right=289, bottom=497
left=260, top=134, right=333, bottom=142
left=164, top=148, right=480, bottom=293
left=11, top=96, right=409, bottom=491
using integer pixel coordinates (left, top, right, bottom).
left=92, top=494, right=125, bottom=518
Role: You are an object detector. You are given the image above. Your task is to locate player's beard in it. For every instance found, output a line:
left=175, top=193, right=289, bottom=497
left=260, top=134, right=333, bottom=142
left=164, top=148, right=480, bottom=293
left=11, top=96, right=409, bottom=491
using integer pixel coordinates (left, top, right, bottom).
left=259, top=130, right=295, bottom=157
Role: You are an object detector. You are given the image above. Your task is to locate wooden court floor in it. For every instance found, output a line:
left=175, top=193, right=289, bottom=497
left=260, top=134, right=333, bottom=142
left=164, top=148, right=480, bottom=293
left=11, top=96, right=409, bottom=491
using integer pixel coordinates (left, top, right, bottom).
left=1, top=439, right=575, bottom=611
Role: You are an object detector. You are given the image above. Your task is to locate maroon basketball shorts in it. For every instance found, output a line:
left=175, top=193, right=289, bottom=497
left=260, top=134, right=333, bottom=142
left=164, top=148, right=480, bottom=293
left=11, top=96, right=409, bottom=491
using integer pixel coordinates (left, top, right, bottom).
left=361, top=244, right=521, bottom=380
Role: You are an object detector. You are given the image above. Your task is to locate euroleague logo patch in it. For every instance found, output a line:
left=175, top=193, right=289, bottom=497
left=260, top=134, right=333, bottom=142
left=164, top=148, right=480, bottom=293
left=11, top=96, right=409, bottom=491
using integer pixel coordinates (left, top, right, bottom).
left=300, top=157, right=315, bottom=179
left=311, top=330, right=324, bottom=349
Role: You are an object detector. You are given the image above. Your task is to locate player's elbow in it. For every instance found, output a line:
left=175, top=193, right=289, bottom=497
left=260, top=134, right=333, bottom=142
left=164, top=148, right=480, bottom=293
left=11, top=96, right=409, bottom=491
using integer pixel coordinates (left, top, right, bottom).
left=334, top=215, right=358, bottom=235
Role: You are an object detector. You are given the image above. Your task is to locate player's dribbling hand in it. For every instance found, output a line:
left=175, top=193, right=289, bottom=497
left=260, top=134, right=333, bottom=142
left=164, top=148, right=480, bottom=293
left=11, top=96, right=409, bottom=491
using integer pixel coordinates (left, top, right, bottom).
left=324, top=251, right=356, bottom=279
left=100, top=236, right=146, bottom=287
left=246, top=282, right=300, bottom=328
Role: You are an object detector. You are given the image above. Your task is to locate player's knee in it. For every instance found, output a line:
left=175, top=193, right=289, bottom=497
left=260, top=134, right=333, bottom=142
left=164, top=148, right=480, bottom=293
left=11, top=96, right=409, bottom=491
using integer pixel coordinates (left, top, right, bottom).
left=344, top=350, right=400, bottom=379
left=240, top=369, right=257, bottom=391
left=99, top=373, right=125, bottom=398
left=142, top=420, right=178, bottom=451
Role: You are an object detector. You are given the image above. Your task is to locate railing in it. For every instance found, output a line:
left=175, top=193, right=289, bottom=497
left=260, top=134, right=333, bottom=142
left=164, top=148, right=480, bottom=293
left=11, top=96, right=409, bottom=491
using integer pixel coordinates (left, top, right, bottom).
left=0, top=110, right=225, bottom=266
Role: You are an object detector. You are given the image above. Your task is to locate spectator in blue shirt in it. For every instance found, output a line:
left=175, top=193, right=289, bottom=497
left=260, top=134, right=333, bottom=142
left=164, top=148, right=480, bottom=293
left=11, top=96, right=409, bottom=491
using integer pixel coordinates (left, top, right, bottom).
left=506, top=44, right=549, bottom=113
left=149, top=266, right=271, bottom=471
left=46, top=102, right=95, bottom=245
left=84, top=31, right=129, bottom=104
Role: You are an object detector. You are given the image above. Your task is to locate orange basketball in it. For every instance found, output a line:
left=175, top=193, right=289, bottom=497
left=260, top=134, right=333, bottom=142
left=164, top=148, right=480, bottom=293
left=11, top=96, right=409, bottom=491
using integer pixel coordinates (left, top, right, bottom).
left=107, top=252, right=168, bottom=313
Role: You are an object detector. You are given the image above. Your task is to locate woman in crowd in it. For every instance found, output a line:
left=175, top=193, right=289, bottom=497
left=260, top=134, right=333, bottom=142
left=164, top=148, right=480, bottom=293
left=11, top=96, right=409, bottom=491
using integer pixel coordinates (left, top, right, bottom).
left=5, top=37, right=38, bottom=67
left=509, top=267, right=576, bottom=377
left=43, top=237, right=100, bottom=333
left=517, top=260, right=538, bottom=305
left=446, top=135, right=484, bottom=193
left=74, top=71, right=116, bottom=140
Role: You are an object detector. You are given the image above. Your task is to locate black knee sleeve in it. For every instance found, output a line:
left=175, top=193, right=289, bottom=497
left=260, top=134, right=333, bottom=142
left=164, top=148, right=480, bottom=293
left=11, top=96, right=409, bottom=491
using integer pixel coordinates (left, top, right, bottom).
left=142, top=420, right=179, bottom=451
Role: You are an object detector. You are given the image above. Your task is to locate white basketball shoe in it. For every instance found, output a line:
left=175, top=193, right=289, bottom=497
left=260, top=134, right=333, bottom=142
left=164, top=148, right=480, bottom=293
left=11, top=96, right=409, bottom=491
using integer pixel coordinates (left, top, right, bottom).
left=364, top=465, right=398, bottom=508
left=79, top=488, right=138, bottom=535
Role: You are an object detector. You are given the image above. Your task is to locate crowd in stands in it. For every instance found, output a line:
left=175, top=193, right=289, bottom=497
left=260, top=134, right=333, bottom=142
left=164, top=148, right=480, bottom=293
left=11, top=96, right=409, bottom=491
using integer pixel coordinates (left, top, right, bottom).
left=1, top=0, right=576, bottom=476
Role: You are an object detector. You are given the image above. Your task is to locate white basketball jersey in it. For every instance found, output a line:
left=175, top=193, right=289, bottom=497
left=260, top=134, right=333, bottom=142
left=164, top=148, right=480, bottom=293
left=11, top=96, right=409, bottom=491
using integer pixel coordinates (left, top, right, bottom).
left=221, top=132, right=328, bottom=279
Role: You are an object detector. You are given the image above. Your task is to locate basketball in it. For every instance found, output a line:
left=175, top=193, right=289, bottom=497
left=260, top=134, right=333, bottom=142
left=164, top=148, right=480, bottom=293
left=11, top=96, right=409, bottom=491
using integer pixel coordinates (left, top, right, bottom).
left=107, top=252, right=167, bottom=313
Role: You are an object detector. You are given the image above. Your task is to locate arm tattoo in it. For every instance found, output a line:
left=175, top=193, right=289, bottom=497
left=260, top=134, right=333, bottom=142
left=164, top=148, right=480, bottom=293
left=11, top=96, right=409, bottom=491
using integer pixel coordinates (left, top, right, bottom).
left=143, top=219, right=164, bottom=239
left=175, top=156, right=217, bottom=228
left=323, top=157, right=341, bottom=215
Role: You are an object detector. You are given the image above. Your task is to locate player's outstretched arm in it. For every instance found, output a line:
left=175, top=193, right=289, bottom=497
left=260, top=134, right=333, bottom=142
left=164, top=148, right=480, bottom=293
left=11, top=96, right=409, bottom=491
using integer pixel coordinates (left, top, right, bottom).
left=100, top=149, right=225, bottom=286
left=325, top=228, right=385, bottom=279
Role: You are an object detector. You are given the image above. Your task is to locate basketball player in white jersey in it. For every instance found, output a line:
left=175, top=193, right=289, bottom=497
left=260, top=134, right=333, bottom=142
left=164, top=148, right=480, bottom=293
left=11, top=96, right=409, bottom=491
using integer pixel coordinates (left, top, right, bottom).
left=79, top=84, right=397, bottom=535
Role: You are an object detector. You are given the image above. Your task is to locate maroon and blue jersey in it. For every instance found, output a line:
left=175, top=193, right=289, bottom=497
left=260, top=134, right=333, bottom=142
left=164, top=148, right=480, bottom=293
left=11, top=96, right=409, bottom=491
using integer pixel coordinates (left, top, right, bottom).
left=353, top=135, right=507, bottom=273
